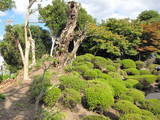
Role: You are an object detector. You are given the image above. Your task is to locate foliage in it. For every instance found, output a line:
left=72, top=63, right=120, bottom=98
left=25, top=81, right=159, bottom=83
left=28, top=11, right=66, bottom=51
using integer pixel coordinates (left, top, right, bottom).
left=108, top=72, right=123, bottom=80
left=139, top=99, right=160, bottom=115
left=85, top=82, right=114, bottom=110
left=138, top=22, right=160, bottom=53
left=29, top=70, right=52, bottom=100
left=59, top=74, right=87, bottom=92
left=119, top=89, right=145, bottom=103
left=137, top=10, right=160, bottom=22
left=124, top=68, right=140, bottom=75
left=0, top=0, right=15, bottom=11
left=41, top=111, right=65, bottom=120
left=0, top=25, right=51, bottom=72
left=83, top=69, right=102, bottom=80
left=124, top=79, right=139, bottom=88
left=139, top=70, right=151, bottom=75
left=120, top=114, right=155, bottom=120
left=136, top=61, right=145, bottom=69
left=82, top=115, right=110, bottom=120
left=106, top=65, right=116, bottom=72
left=61, top=88, right=81, bottom=109
left=121, top=59, right=136, bottom=69
left=43, top=87, right=61, bottom=107
left=0, top=93, right=5, bottom=101
left=102, top=18, right=142, bottom=56
left=113, top=100, right=141, bottom=114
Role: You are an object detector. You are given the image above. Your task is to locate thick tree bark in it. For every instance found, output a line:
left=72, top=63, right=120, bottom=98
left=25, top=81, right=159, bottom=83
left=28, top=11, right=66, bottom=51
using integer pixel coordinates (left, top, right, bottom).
left=50, top=36, right=56, bottom=57
left=57, top=1, right=79, bottom=66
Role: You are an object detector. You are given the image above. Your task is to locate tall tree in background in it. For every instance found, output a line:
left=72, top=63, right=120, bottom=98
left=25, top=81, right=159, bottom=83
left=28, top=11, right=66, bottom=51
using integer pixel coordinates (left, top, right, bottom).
left=0, top=0, right=14, bottom=11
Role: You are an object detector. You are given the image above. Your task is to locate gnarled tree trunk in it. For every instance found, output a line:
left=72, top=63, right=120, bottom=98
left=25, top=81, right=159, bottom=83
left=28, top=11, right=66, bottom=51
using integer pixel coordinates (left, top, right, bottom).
left=57, top=1, right=79, bottom=66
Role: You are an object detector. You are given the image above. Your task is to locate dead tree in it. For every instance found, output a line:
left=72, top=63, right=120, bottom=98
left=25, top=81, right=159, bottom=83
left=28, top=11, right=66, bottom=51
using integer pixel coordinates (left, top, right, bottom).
left=56, top=1, right=79, bottom=66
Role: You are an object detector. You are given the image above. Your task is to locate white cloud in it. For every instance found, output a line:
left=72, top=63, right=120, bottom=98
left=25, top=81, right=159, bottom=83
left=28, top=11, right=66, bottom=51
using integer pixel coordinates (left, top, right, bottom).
left=12, top=0, right=160, bottom=21
left=0, top=11, right=7, bottom=16
left=0, top=35, right=3, bottom=41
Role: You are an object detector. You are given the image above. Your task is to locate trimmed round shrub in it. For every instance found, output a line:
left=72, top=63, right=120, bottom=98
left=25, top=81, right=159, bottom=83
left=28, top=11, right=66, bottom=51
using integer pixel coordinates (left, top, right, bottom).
left=59, top=74, right=87, bottom=92
left=119, top=70, right=128, bottom=78
left=139, top=70, right=151, bottom=75
left=108, top=72, right=123, bottom=80
left=119, top=89, right=145, bottom=103
left=136, top=61, right=145, bottom=69
left=139, top=99, right=160, bottom=115
left=74, top=54, right=95, bottom=62
left=83, top=69, right=102, bottom=80
left=124, top=79, right=139, bottom=88
left=113, top=100, right=141, bottom=114
left=121, top=59, right=136, bottom=69
left=141, top=109, right=156, bottom=119
left=85, top=83, right=114, bottom=110
left=106, top=65, right=117, bottom=72
left=73, top=61, right=94, bottom=69
left=120, top=114, right=154, bottom=120
left=62, top=88, right=81, bottom=109
left=43, top=87, right=61, bottom=107
left=93, top=56, right=113, bottom=70
left=82, top=115, right=110, bottom=120
left=125, top=68, right=140, bottom=75
left=72, top=65, right=90, bottom=75
left=108, top=80, right=127, bottom=97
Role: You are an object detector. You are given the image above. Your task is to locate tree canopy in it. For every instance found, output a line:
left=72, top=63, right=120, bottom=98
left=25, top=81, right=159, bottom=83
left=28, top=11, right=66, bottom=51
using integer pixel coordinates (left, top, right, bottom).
left=0, top=0, right=15, bottom=11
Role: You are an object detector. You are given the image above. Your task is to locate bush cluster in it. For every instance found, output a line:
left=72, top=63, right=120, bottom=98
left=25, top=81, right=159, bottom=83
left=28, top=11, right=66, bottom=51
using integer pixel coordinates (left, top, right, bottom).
left=136, top=61, right=145, bottom=69
left=124, top=79, right=139, bottom=88
left=121, top=59, right=136, bottom=69
left=82, top=115, right=110, bottom=120
left=124, top=68, right=140, bottom=75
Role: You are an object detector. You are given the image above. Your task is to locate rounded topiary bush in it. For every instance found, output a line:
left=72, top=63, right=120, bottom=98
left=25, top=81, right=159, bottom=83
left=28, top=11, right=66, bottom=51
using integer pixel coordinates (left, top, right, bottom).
left=73, top=54, right=95, bottom=64
left=108, top=72, right=123, bottom=80
left=59, top=74, right=87, bottom=92
left=119, top=89, right=145, bottom=103
left=82, top=115, right=110, bottom=120
left=120, top=114, right=154, bottom=120
left=139, top=70, right=151, bottom=75
left=43, top=87, right=61, bottom=107
left=139, top=99, right=160, bottom=115
left=136, top=61, right=145, bottom=69
left=61, top=88, right=81, bottom=109
left=83, top=69, right=102, bottom=80
left=121, top=59, right=136, bottom=69
left=124, top=79, right=139, bottom=88
left=113, top=100, right=141, bottom=114
left=124, top=68, right=140, bottom=75
left=72, top=65, right=90, bottom=75
left=106, top=65, right=117, bottom=72
left=141, top=109, right=157, bottom=119
left=85, top=83, right=114, bottom=111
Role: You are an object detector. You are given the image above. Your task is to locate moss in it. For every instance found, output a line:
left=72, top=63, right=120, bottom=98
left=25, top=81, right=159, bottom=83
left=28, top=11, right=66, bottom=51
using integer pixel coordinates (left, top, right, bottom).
left=120, top=114, right=154, bottom=120
left=121, top=59, right=136, bottom=69
left=59, top=74, right=87, bottom=92
left=139, top=99, right=160, bottom=115
left=124, top=79, right=139, bottom=88
left=82, top=115, right=110, bottom=120
left=62, top=88, right=81, bottom=109
left=119, top=89, right=145, bottom=103
left=43, top=87, right=61, bottom=107
left=124, top=68, right=140, bottom=75
left=139, top=70, right=151, bottom=75
left=136, top=61, right=145, bottom=69
left=113, top=100, right=141, bottom=114
left=85, top=83, right=114, bottom=110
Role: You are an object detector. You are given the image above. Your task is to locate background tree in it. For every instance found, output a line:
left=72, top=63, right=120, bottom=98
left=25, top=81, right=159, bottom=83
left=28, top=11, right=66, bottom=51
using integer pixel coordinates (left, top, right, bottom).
left=0, top=25, right=51, bottom=72
left=137, top=10, right=160, bottom=22
left=0, top=0, right=15, bottom=11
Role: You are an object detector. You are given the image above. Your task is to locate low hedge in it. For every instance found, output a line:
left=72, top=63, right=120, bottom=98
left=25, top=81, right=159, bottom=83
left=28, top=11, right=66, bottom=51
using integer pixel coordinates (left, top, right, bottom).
left=82, top=115, right=110, bottom=120
left=121, top=59, right=136, bottom=69
left=124, top=79, right=139, bottom=88
left=124, top=68, right=140, bottom=75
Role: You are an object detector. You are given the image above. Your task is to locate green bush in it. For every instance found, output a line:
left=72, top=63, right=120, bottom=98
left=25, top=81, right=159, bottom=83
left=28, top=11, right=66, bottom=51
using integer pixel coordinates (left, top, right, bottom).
left=85, top=83, right=114, bottom=110
left=82, top=115, right=110, bottom=120
left=108, top=80, right=127, bottom=97
left=141, top=109, right=156, bottom=119
left=125, top=68, right=140, bottom=75
left=62, top=88, right=81, bottom=109
left=121, top=59, right=136, bottom=69
left=93, top=56, right=113, bottom=70
left=113, top=100, right=141, bottom=114
left=41, top=111, right=65, bottom=120
left=0, top=93, right=5, bottom=101
left=43, top=87, right=61, bottom=107
left=83, top=69, right=102, bottom=80
left=29, top=71, right=52, bottom=100
left=148, top=64, right=158, bottom=72
left=106, top=65, right=116, bottom=72
left=124, top=79, right=139, bottom=88
left=73, top=61, right=94, bottom=69
left=73, top=54, right=95, bottom=64
left=0, top=74, right=11, bottom=83
left=139, top=99, right=160, bottom=115
left=119, top=89, right=145, bottom=103
left=108, top=72, right=123, bottom=80
left=127, top=75, right=157, bottom=85
left=119, top=70, right=128, bottom=78
left=59, top=74, right=87, bottom=92
left=136, top=61, right=145, bottom=69
left=72, top=65, right=90, bottom=75
left=120, top=114, right=154, bottom=120
left=139, top=70, right=151, bottom=75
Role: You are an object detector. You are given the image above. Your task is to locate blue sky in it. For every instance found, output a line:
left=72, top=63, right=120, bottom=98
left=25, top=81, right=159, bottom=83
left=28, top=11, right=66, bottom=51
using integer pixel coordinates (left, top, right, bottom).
left=0, top=0, right=160, bottom=40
